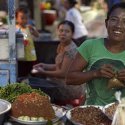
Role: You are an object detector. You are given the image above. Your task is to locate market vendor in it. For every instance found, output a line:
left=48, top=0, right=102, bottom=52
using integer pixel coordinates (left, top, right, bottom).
left=31, top=20, right=86, bottom=107
left=66, top=2, right=125, bottom=106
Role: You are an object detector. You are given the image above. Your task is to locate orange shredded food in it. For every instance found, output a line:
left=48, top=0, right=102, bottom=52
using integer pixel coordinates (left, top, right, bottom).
left=11, top=92, right=55, bottom=120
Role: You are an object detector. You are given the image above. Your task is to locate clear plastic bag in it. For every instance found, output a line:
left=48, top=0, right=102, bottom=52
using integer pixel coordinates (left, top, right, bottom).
left=112, top=98, right=125, bottom=125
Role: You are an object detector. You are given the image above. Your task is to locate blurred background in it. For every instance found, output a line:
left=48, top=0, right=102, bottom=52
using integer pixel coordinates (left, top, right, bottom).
left=0, top=0, right=124, bottom=77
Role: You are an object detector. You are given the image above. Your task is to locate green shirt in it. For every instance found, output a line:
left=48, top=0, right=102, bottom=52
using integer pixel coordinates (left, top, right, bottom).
left=77, top=38, right=125, bottom=106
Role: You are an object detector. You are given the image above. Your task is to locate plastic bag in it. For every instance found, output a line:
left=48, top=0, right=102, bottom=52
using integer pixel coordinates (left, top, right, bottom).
left=112, top=98, right=125, bottom=125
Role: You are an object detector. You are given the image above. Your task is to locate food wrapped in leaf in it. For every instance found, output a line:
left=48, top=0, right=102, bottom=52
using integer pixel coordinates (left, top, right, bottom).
left=108, top=73, right=125, bottom=89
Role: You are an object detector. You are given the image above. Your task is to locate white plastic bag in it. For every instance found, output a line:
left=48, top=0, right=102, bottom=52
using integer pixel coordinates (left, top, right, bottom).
left=112, top=99, right=125, bottom=125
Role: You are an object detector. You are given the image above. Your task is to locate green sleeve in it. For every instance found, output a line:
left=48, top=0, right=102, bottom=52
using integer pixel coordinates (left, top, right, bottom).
left=77, top=39, right=94, bottom=62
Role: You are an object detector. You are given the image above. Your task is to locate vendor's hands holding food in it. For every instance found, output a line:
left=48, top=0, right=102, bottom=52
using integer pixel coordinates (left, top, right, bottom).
left=97, top=64, right=115, bottom=78
left=93, top=64, right=125, bottom=89
left=101, top=66, right=125, bottom=89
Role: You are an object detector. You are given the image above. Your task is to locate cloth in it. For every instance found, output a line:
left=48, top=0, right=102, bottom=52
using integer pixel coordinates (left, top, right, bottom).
left=48, top=42, right=86, bottom=101
left=78, top=38, right=125, bottom=106
left=65, top=7, right=88, bottom=39
left=17, top=27, right=37, bottom=61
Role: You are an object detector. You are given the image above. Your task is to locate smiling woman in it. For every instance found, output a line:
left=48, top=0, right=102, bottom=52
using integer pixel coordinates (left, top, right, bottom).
left=105, top=5, right=125, bottom=44
left=66, top=2, right=125, bottom=106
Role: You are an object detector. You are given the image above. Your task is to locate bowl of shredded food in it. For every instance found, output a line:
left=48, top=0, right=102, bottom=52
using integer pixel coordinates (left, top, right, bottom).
left=10, top=92, right=66, bottom=125
left=66, top=105, right=111, bottom=125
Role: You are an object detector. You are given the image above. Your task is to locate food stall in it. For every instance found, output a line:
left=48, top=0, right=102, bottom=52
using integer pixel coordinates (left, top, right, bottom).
left=0, top=0, right=122, bottom=125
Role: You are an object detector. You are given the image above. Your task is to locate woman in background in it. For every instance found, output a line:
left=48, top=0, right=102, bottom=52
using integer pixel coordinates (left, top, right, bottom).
left=32, top=20, right=86, bottom=107
left=63, top=0, right=88, bottom=46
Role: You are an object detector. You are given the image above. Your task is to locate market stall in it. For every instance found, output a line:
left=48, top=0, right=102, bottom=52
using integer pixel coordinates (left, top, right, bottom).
left=0, top=1, right=124, bottom=125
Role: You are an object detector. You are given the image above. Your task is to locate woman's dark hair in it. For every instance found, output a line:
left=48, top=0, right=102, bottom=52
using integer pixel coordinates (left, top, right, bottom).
left=16, top=7, right=28, bottom=18
left=67, top=0, right=77, bottom=6
left=58, top=20, right=75, bottom=33
left=107, top=2, right=125, bottom=20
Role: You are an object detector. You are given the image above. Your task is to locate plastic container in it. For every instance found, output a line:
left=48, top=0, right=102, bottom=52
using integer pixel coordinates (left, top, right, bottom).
left=0, top=29, right=24, bottom=60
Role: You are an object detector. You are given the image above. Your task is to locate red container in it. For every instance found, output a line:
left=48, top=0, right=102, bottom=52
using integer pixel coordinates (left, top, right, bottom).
left=42, top=10, right=57, bottom=25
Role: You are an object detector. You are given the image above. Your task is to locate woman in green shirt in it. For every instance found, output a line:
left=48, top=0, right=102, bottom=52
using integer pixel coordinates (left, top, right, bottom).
left=66, top=2, right=125, bottom=106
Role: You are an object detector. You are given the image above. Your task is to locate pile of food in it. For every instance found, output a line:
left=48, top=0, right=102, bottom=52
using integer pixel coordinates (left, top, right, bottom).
left=105, top=102, right=118, bottom=119
left=71, top=106, right=111, bottom=125
left=11, top=92, right=55, bottom=121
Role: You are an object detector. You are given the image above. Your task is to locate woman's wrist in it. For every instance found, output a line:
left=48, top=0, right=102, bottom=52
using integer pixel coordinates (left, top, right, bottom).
left=92, top=70, right=99, bottom=78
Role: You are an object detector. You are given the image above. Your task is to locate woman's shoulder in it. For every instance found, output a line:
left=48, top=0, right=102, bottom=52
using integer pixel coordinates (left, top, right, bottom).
left=64, top=42, right=77, bottom=59
left=80, top=38, right=104, bottom=46
left=77, top=38, right=104, bottom=53
left=65, top=41, right=77, bottom=50
left=68, top=7, right=80, bottom=15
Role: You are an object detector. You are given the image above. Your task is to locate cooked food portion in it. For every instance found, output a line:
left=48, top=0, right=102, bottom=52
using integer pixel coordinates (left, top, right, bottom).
left=0, top=83, right=46, bottom=103
left=71, top=106, right=111, bottom=125
left=11, top=92, right=55, bottom=120
left=105, top=102, right=118, bottom=119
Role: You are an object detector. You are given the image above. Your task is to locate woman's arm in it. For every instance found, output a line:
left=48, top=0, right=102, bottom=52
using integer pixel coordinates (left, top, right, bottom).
left=33, top=63, right=56, bottom=71
left=36, top=54, right=73, bottom=78
left=66, top=53, right=115, bottom=85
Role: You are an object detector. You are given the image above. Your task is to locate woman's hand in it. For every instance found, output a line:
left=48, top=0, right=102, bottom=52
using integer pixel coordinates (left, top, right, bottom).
left=117, top=69, right=125, bottom=82
left=33, top=63, right=47, bottom=70
left=95, top=64, right=115, bottom=78
left=32, top=63, right=46, bottom=74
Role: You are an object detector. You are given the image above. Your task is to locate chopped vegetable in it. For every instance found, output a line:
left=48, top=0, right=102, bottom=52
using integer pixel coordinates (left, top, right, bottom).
left=0, top=83, right=47, bottom=103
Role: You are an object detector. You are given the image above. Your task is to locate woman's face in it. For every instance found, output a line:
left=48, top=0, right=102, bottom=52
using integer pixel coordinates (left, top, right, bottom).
left=16, top=12, right=28, bottom=27
left=106, top=8, right=125, bottom=42
left=57, top=24, right=73, bottom=43
left=63, top=0, right=70, bottom=10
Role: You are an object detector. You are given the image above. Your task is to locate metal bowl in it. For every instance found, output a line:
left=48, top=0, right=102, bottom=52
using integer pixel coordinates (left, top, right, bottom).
left=0, top=99, right=11, bottom=123
left=103, top=102, right=118, bottom=120
left=66, top=105, right=103, bottom=125
left=10, top=104, right=66, bottom=125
